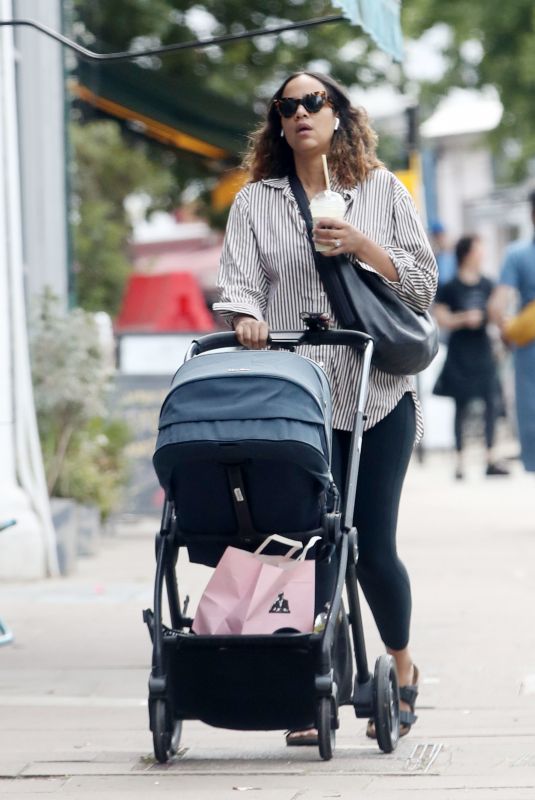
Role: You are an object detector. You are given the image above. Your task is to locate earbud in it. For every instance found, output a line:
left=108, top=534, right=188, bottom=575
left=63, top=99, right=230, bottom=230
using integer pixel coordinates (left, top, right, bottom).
left=334, top=118, right=340, bottom=131
left=280, top=128, right=285, bottom=138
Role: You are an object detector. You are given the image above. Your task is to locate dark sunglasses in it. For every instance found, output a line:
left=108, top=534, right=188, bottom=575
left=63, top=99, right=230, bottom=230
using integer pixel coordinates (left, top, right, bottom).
left=273, top=90, right=333, bottom=118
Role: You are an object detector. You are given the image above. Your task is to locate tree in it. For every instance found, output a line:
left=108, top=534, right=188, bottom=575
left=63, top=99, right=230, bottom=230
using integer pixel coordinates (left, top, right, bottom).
left=69, top=0, right=408, bottom=237
left=70, top=119, right=174, bottom=314
left=403, top=0, right=535, bottom=178
left=70, top=1, right=535, bottom=181
left=71, top=0, right=399, bottom=103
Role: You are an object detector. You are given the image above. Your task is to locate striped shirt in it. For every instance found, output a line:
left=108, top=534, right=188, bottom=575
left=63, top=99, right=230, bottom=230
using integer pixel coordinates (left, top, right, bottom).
left=214, top=167, right=438, bottom=439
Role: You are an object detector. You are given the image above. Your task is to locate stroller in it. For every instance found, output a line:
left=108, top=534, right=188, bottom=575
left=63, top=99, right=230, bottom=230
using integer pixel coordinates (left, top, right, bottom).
left=144, top=323, right=400, bottom=762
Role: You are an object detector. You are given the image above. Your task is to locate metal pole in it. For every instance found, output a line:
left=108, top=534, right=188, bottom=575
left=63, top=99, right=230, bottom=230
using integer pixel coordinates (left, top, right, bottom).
left=343, top=340, right=373, bottom=531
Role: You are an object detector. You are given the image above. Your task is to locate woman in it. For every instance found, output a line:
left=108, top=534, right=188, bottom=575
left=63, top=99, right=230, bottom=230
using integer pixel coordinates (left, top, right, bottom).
left=433, top=235, right=509, bottom=480
left=214, top=71, right=438, bottom=743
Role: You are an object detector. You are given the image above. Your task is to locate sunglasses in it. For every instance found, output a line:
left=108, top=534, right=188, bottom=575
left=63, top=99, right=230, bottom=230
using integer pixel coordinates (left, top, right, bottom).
left=274, top=90, right=333, bottom=118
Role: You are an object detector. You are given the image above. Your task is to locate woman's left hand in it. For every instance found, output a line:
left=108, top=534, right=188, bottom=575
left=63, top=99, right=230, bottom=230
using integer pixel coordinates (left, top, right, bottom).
left=313, top=218, right=400, bottom=282
left=312, top=218, right=363, bottom=257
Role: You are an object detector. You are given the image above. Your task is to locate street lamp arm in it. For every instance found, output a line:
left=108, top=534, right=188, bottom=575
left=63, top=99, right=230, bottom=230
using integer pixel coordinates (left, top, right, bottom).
left=0, top=15, right=344, bottom=63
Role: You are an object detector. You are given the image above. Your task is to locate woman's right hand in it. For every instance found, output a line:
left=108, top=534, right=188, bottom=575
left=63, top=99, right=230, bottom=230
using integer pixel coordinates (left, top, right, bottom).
left=233, top=315, right=269, bottom=349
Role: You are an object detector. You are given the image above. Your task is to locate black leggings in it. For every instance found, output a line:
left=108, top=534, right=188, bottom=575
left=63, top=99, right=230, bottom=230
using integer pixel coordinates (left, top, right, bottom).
left=454, top=391, right=497, bottom=452
left=316, top=393, right=416, bottom=651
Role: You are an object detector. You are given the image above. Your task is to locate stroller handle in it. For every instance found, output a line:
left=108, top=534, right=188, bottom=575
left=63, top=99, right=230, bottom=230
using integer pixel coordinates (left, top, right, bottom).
left=187, top=329, right=373, bottom=358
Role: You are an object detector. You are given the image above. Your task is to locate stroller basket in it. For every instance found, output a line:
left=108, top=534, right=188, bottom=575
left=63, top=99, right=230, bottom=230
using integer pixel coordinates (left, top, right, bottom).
left=154, top=624, right=318, bottom=731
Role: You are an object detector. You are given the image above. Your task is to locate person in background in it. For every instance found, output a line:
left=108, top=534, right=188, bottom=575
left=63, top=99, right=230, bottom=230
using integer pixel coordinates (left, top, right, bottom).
left=429, top=220, right=456, bottom=286
left=433, top=234, right=509, bottom=480
left=488, top=190, right=535, bottom=474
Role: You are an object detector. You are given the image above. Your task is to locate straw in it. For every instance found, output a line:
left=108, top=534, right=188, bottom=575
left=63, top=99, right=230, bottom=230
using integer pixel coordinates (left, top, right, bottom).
left=321, top=154, right=330, bottom=191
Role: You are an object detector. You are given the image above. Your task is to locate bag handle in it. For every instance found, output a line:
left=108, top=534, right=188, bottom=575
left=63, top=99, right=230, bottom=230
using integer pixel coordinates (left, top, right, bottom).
left=296, top=535, right=322, bottom=561
left=254, top=534, right=303, bottom=559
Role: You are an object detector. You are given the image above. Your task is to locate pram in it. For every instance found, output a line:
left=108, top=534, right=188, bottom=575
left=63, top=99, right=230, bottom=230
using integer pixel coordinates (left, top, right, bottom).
left=144, top=324, right=400, bottom=762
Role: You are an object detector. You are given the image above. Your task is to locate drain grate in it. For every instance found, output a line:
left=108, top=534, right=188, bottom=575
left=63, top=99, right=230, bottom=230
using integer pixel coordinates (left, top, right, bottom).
left=405, top=742, right=443, bottom=773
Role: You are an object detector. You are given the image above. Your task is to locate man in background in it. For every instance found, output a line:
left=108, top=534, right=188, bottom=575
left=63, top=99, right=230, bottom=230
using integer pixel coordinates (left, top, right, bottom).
left=488, top=190, right=535, bottom=473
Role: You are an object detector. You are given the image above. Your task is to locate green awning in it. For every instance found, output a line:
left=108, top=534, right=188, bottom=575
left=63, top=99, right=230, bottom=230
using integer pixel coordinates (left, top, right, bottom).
left=74, top=60, right=258, bottom=159
left=332, top=0, right=403, bottom=61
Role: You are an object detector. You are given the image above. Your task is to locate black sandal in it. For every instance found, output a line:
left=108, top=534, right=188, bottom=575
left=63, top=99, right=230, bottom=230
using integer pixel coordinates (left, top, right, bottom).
left=398, top=665, right=419, bottom=736
left=366, top=665, right=419, bottom=739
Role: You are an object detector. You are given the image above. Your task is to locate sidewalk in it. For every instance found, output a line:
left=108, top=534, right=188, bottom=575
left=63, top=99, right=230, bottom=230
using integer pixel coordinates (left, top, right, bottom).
left=1, top=451, right=535, bottom=798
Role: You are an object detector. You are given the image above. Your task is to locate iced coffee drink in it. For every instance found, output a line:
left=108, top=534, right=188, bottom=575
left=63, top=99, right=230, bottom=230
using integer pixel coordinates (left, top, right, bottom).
left=309, top=190, right=346, bottom=252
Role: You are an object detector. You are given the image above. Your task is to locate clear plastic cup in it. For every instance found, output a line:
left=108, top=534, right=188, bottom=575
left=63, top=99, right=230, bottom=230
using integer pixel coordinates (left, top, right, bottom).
left=309, top=190, right=346, bottom=252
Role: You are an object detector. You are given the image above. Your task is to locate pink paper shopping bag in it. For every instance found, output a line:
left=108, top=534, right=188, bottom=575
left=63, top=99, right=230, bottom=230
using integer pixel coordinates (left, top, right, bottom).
left=240, top=548, right=317, bottom=634
left=192, top=535, right=319, bottom=635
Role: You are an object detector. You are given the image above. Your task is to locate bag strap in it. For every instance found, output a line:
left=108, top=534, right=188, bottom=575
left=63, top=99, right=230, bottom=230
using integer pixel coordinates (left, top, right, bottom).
left=288, top=172, right=355, bottom=328
left=226, top=465, right=256, bottom=536
left=296, top=535, right=322, bottom=561
left=289, top=171, right=315, bottom=241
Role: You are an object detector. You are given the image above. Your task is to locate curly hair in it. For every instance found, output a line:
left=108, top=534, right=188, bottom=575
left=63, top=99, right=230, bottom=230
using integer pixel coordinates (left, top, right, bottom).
left=242, top=71, right=383, bottom=187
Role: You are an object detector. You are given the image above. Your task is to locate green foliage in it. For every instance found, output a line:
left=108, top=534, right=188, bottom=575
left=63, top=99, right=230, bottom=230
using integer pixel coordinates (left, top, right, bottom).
left=72, top=0, right=396, bottom=102
left=377, top=131, right=408, bottom=173
left=404, top=0, right=535, bottom=178
left=31, top=291, right=109, bottom=422
left=54, top=418, right=131, bottom=520
left=66, top=0, right=535, bottom=289
left=70, top=0, right=535, bottom=189
left=70, top=120, right=175, bottom=314
left=72, top=0, right=172, bottom=48
left=30, top=293, right=130, bottom=518
left=69, top=1, right=407, bottom=232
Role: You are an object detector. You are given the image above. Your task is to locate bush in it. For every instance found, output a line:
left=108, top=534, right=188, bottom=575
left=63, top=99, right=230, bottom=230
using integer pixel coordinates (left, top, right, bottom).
left=53, top=418, right=131, bottom=520
left=30, top=292, right=130, bottom=519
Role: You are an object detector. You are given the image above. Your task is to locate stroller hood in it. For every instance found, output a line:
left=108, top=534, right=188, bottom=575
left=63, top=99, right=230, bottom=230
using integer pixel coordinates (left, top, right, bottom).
left=158, top=349, right=331, bottom=428
left=154, top=350, right=333, bottom=483
left=152, top=350, right=333, bottom=562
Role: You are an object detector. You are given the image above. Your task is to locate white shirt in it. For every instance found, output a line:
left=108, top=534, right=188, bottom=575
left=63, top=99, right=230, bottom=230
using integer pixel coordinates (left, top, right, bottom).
left=214, top=167, right=438, bottom=438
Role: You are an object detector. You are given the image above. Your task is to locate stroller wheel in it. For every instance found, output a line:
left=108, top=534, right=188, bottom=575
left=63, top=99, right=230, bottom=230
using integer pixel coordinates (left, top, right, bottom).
left=317, top=696, right=336, bottom=761
left=372, top=654, right=400, bottom=753
left=152, top=699, right=182, bottom=763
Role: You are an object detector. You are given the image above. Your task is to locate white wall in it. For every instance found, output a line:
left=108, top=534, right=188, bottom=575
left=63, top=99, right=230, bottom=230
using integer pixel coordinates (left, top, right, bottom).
left=424, top=131, right=533, bottom=278
left=14, top=0, right=69, bottom=306
left=432, top=135, right=495, bottom=238
left=0, top=1, right=59, bottom=578
left=465, top=194, right=534, bottom=279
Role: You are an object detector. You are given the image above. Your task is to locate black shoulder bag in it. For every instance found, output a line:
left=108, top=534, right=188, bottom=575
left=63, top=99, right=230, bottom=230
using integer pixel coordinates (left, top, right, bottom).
left=289, top=173, right=438, bottom=375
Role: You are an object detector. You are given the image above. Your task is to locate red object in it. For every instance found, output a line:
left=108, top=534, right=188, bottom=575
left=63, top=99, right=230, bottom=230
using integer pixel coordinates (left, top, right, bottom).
left=115, top=272, right=215, bottom=332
